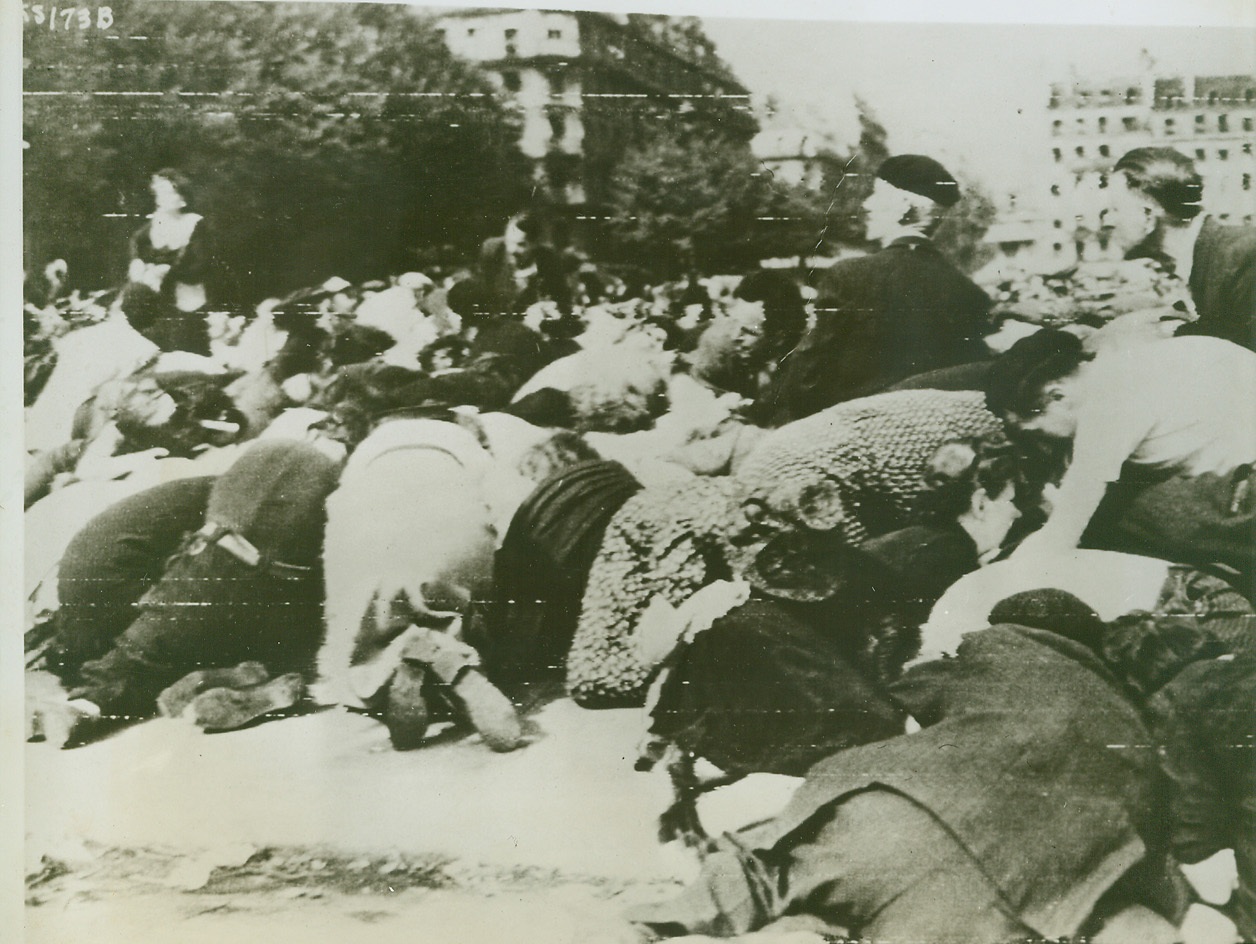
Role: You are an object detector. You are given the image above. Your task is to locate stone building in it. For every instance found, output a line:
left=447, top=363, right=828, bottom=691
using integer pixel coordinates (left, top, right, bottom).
left=435, top=9, right=753, bottom=211
left=1043, top=73, right=1256, bottom=266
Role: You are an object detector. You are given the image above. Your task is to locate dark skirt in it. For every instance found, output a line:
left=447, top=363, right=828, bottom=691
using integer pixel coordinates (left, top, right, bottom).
left=472, top=459, right=641, bottom=689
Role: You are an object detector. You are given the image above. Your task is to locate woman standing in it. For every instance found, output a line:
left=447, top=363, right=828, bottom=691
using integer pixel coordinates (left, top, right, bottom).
left=120, top=169, right=215, bottom=355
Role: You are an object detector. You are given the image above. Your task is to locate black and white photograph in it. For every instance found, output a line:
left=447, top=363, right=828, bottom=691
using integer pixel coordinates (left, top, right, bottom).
left=12, top=1, right=1256, bottom=941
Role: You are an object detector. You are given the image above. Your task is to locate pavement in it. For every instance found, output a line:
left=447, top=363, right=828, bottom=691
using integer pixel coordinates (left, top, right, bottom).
left=23, top=697, right=802, bottom=944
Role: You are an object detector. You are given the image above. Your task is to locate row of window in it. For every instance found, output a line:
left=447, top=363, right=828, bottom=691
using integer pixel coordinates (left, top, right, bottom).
left=1052, top=116, right=1141, bottom=135
left=437, top=26, right=565, bottom=42
left=500, top=70, right=569, bottom=95
left=1052, top=142, right=1253, bottom=163
left=1163, top=89, right=1256, bottom=106
left=1056, top=114, right=1255, bottom=136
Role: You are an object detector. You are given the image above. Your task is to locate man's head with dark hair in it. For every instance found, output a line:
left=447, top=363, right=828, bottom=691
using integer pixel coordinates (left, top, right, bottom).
left=983, top=329, right=1095, bottom=439
left=1102, top=147, right=1203, bottom=256
left=733, top=270, right=807, bottom=349
left=150, top=168, right=197, bottom=213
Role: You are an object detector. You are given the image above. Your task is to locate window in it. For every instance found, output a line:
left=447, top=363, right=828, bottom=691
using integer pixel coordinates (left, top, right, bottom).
left=1098, top=144, right=1110, bottom=158
left=1050, top=183, right=1061, bottom=196
left=1098, top=116, right=1107, bottom=132
left=504, top=28, right=517, bottom=39
left=1244, top=143, right=1253, bottom=155
left=1207, top=91, right=1219, bottom=105
left=548, top=29, right=562, bottom=39
left=1122, top=116, right=1137, bottom=132
left=1125, top=86, right=1139, bottom=104
left=1218, top=114, right=1229, bottom=133
left=1075, top=146, right=1085, bottom=158
left=1246, top=89, right=1255, bottom=103
left=1219, top=149, right=1229, bottom=161
left=1243, top=118, right=1253, bottom=133
left=1052, top=119, right=1062, bottom=135
left=1053, top=242, right=1063, bottom=252
left=1164, top=118, right=1176, bottom=135
left=1195, top=114, right=1206, bottom=131
left=1052, top=148, right=1062, bottom=163
left=548, top=110, right=566, bottom=141
left=1195, top=148, right=1206, bottom=161
left=1053, top=219, right=1063, bottom=229
left=1243, top=174, right=1252, bottom=192
left=466, top=27, right=476, bottom=37
left=502, top=71, right=521, bottom=92
left=546, top=72, right=566, bottom=96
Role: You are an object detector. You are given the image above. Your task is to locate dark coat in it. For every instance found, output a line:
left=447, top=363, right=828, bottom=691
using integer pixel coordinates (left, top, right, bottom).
left=477, top=236, right=577, bottom=316
left=744, top=625, right=1164, bottom=939
left=763, top=237, right=989, bottom=426
left=763, top=237, right=991, bottom=425
left=1176, top=216, right=1256, bottom=350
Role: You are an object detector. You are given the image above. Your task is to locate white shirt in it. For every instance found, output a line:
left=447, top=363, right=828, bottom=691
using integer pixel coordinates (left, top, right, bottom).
left=1072, top=336, right=1256, bottom=484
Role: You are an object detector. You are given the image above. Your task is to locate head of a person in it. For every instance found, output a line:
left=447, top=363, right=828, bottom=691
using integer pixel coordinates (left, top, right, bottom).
left=919, top=434, right=1022, bottom=557
left=865, top=154, right=960, bottom=243
left=1102, top=147, right=1203, bottom=255
left=984, top=329, right=1094, bottom=440
left=988, top=589, right=1105, bottom=649
left=150, top=168, right=194, bottom=213
left=504, top=210, right=546, bottom=260
left=732, top=269, right=807, bottom=345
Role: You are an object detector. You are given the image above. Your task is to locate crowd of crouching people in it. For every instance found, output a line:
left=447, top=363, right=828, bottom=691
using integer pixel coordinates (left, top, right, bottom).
left=22, top=196, right=1256, bottom=942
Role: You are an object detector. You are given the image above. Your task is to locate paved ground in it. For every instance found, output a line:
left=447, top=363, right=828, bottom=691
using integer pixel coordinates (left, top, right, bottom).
left=23, top=697, right=802, bottom=944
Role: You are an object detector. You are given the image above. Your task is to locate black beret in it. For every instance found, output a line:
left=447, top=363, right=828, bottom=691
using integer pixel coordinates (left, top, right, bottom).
left=876, top=155, right=961, bottom=208
left=983, top=328, right=1086, bottom=417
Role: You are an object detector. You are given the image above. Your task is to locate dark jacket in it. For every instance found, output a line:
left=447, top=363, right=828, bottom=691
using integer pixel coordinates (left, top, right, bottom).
left=744, top=625, right=1164, bottom=940
left=763, top=237, right=990, bottom=425
left=1176, top=216, right=1256, bottom=350
left=477, top=236, right=577, bottom=316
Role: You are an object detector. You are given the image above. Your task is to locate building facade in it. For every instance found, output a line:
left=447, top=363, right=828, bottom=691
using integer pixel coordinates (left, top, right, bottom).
left=435, top=9, right=753, bottom=210
left=1037, top=73, right=1256, bottom=268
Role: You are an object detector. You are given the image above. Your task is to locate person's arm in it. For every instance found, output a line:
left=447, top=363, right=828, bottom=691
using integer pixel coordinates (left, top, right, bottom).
left=1012, top=468, right=1112, bottom=557
left=1014, top=389, right=1149, bottom=557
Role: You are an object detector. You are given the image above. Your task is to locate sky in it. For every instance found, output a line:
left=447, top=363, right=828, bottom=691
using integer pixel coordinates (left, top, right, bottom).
left=699, top=17, right=1255, bottom=201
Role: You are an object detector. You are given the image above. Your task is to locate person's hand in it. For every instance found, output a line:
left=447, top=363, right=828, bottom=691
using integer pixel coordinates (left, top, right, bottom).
left=1179, top=903, right=1239, bottom=944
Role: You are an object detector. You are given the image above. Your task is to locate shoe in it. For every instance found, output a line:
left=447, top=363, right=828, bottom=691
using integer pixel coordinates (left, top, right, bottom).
left=399, top=627, right=522, bottom=752
left=157, top=661, right=271, bottom=719
left=28, top=694, right=104, bottom=749
left=446, top=669, right=524, bottom=753
left=186, top=673, right=305, bottom=732
left=382, top=660, right=431, bottom=751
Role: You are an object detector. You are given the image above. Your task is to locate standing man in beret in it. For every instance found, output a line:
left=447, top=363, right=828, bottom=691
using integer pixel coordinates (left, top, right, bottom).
left=1101, top=146, right=1256, bottom=351
left=763, top=154, right=992, bottom=426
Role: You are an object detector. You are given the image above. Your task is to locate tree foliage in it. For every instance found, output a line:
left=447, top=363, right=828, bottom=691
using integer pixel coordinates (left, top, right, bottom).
left=603, top=98, right=891, bottom=277
left=24, top=1, right=530, bottom=303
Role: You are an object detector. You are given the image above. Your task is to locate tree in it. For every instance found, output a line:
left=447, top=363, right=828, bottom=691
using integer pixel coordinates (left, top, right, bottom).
left=602, top=97, right=895, bottom=277
left=603, top=129, right=768, bottom=277
left=24, top=1, right=530, bottom=304
left=932, top=179, right=999, bottom=275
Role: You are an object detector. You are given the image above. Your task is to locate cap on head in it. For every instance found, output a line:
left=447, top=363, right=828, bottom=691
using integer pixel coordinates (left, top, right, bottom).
left=876, top=155, right=961, bottom=208
left=983, top=328, right=1087, bottom=417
